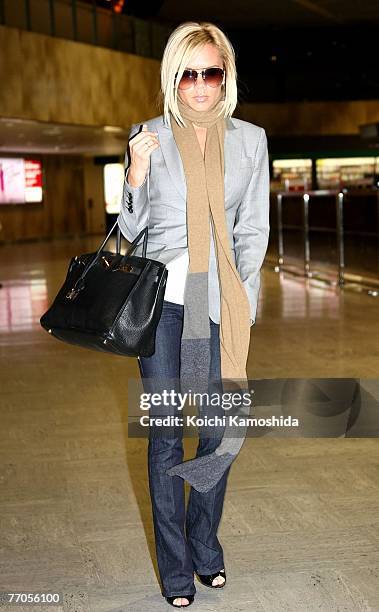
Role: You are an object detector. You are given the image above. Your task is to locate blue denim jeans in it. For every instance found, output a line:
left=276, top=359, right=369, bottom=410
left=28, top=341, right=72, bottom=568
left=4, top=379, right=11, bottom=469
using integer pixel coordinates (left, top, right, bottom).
left=138, top=300, right=230, bottom=598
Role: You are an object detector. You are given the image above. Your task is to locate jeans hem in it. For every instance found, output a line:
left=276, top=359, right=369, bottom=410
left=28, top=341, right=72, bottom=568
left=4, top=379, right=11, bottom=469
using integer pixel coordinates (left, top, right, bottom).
left=162, top=589, right=196, bottom=598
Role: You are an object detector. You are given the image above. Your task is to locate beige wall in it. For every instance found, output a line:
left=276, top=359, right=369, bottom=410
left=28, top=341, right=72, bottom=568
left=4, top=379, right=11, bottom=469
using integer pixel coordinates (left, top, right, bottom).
left=237, top=100, right=379, bottom=136
left=0, top=25, right=161, bottom=128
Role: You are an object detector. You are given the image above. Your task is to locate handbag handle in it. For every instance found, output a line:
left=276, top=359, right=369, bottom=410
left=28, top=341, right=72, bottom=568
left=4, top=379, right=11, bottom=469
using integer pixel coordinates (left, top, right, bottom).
left=98, top=218, right=148, bottom=259
left=66, top=222, right=149, bottom=298
left=115, top=223, right=146, bottom=257
left=66, top=161, right=150, bottom=300
left=77, top=158, right=151, bottom=274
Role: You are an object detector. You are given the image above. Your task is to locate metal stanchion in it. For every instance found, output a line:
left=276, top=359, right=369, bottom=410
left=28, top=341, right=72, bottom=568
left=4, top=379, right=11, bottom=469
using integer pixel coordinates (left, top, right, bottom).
left=336, top=191, right=345, bottom=287
left=273, top=189, right=378, bottom=296
left=277, top=192, right=284, bottom=268
left=303, top=193, right=310, bottom=277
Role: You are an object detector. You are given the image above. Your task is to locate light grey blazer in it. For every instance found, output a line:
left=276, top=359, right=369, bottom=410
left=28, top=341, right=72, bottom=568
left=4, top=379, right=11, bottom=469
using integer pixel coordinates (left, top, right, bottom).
left=117, top=113, right=270, bottom=326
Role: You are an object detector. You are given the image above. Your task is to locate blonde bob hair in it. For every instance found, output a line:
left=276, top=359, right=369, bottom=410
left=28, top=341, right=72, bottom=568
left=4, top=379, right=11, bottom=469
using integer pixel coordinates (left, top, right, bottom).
left=159, top=22, right=238, bottom=128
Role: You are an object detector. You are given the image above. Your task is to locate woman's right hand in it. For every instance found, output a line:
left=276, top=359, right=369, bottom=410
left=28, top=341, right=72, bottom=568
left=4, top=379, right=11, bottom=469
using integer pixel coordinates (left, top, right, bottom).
left=127, top=124, right=160, bottom=188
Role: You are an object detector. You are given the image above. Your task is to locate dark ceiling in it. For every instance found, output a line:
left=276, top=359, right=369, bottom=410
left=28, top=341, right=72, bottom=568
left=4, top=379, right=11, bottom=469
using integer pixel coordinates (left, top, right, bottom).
left=119, top=0, right=379, bottom=103
left=124, top=0, right=379, bottom=27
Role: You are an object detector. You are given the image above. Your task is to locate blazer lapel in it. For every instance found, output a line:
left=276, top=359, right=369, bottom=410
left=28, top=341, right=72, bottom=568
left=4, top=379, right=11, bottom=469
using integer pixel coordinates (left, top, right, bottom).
left=157, top=114, right=241, bottom=203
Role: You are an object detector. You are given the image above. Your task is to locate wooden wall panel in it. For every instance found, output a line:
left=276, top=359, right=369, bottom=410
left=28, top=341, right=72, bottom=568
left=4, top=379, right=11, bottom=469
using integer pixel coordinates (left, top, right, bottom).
left=0, top=156, right=85, bottom=242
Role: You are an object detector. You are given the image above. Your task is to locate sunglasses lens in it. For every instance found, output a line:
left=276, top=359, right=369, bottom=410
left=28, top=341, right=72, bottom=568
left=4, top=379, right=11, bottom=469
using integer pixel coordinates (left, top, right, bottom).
left=204, top=68, right=224, bottom=87
left=176, top=68, right=224, bottom=90
left=178, top=70, right=195, bottom=90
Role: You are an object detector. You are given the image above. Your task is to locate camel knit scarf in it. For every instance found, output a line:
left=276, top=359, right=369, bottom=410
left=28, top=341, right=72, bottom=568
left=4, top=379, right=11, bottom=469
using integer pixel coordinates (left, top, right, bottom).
left=165, top=96, right=252, bottom=493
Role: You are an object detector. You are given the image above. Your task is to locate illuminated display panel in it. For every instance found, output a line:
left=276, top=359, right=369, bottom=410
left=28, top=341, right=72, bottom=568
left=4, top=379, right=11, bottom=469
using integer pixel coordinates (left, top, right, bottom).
left=272, top=159, right=312, bottom=192
left=0, top=158, right=43, bottom=204
left=104, top=163, right=124, bottom=214
left=316, top=157, right=377, bottom=189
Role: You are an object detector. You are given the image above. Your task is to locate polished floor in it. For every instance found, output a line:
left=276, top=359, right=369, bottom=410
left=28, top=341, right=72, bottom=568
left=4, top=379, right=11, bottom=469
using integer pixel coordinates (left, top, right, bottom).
left=0, top=234, right=378, bottom=611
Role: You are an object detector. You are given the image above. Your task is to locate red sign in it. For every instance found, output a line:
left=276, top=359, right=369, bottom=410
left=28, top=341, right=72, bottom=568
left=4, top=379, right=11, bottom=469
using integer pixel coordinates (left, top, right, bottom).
left=25, top=160, right=42, bottom=188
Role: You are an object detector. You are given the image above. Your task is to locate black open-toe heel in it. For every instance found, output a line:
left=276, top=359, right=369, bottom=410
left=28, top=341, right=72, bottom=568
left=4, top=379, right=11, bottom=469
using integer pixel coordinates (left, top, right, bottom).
left=196, top=568, right=226, bottom=588
left=165, top=594, right=195, bottom=607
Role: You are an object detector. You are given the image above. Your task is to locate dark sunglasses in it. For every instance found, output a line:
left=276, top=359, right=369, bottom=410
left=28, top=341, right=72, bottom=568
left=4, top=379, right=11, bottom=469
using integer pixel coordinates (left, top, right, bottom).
left=174, top=67, right=225, bottom=90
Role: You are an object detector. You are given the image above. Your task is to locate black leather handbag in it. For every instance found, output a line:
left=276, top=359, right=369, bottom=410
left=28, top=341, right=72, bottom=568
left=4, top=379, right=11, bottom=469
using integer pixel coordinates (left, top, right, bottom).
left=40, top=219, right=168, bottom=357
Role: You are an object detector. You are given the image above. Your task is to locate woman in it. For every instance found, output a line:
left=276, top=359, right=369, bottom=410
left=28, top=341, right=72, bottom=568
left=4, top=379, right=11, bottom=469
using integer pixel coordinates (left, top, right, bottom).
left=118, top=21, right=270, bottom=608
